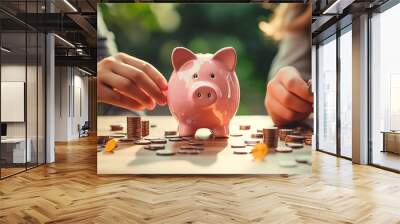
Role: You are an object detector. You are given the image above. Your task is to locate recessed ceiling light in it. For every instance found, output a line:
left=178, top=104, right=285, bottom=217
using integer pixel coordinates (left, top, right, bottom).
left=63, top=0, right=78, bottom=12
left=54, top=34, right=75, bottom=48
left=1, top=47, right=11, bottom=53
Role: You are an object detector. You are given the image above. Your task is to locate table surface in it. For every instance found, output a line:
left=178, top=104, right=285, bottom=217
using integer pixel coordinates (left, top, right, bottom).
left=97, top=116, right=312, bottom=175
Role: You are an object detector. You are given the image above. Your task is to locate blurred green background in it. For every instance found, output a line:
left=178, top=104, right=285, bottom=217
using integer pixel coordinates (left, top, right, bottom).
left=100, top=3, right=278, bottom=115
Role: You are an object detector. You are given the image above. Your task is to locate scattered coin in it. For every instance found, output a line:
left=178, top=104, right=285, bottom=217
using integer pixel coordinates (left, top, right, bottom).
left=150, top=124, right=157, bottom=128
left=188, top=142, right=204, bottom=146
left=251, top=133, right=263, bottom=139
left=156, top=149, right=176, bottom=156
left=257, top=129, right=263, bottom=133
left=182, top=136, right=194, bottom=141
left=285, top=135, right=305, bottom=144
left=295, top=155, right=311, bottom=164
left=287, top=143, right=304, bottom=149
left=134, top=139, right=151, bottom=145
left=239, top=125, right=251, bottom=130
left=230, top=133, right=243, bottom=137
left=178, top=149, right=201, bottom=155
left=144, top=144, right=165, bottom=151
left=110, top=124, right=123, bottom=131
left=165, top=135, right=180, bottom=139
left=150, top=139, right=167, bottom=144
left=276, top=147, right=293, bottom=153
left=169, top=137, right=184, bottom=142
left=144, top=136, right=162, bottom=141
left=182, top=145, right=204, bottom=151
left=279, top=160, right=297, bottom=168
left=165, top=130, right=177, bottom=136
left=233, top=150, right=249, bottom=154
left=245, top=140, right=260, bottom=145
left=231, top=143, right=246, bottom=148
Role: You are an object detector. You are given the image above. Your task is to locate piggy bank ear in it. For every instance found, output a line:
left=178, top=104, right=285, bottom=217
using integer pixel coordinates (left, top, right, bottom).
left=212, top=47, right=237, bottom=72
left=171, top=47, right=197, bottom=71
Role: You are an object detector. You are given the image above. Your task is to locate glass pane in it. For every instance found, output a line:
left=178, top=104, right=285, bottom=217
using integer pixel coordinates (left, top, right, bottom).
left=317, top=37, right=337, bottom=154
left=1, top=17, right=27, bottom=177
left=38, top=32, right=45, bottom=165
left=371, top=4, right=400, bottom=171
left=27, top=31, right=38, bottom=169
left=339, top=29, right=352, bottom=158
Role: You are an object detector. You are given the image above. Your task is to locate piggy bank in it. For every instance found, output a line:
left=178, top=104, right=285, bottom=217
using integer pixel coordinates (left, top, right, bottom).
left=167, top=47, right=240, bottom=137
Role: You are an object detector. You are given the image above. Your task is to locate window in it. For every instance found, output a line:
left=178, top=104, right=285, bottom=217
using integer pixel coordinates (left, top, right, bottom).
left=317, top=36, right=337, bottom=154
left=370, top=3, right=400, bottom=171
left=339, top=27, right=352, bottom=158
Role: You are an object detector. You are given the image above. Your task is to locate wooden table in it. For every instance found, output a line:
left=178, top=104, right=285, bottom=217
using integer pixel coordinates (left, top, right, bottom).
left=97, top=116, right=312, bottom=175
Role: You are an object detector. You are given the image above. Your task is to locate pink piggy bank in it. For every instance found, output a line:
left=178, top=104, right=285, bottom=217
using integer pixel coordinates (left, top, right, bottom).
left=167, top=47, right=240, bottom=137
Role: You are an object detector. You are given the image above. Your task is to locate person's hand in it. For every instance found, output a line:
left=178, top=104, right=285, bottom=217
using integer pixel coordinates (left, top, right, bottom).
left=97, top=53, right=168, bottom=111
left=265, top=66, right=313, bottom=126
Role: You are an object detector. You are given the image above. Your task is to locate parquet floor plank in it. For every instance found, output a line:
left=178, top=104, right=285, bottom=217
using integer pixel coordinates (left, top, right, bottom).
left=0, top=137, right=399, bottom=223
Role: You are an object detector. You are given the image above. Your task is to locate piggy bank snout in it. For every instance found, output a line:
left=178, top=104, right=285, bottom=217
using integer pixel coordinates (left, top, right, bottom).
left=191, top=83, right=219, bottom=108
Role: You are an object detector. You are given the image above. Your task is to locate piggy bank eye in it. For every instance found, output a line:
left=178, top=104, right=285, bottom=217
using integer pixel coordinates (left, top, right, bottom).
left=193, top=73, right=198, bottom=79
left=210, top=73, right=215, bottom=79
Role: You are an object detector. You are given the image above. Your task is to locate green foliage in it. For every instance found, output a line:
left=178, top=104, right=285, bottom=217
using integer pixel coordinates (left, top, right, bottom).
left=100, top=3, right=278, bottom=115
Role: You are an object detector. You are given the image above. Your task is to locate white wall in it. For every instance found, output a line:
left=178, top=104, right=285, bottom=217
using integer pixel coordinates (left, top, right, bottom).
left=54, top=67, right=89, bottom=141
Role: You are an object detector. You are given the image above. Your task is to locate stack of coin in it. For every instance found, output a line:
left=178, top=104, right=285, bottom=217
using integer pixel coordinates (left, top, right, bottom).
left=141, top=120, right=150, bottom=137
left=304, top=133, right=312, bottom=145
left=278, top=129, right=294, bottom=141
left=126, top=116, right=141, bottom=140
left=262, top=127, right=278, bottom=148
left=285, top=135, right=305, bottom=145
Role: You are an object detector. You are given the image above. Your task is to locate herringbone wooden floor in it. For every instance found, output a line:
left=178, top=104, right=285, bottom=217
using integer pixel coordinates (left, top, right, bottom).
left=1, top=137, right=400, bottom=224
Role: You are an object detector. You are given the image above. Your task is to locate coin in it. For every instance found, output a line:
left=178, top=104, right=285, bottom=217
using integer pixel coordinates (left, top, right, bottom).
left=279, top=160, right=297, bottom=168
left=251, top=133, right=263, bottom=139
left=295, top=155, right=311, bottom=164
left=150, top=139, right=167, bottom=144
left=141, top=120, right=150, bottom=137
left=233, top=149, right=249, bottom=154
left=231, top=143, right=246, bottom=148
left=263, top=127, right=278, bottom=148
left=245, top=140, right=260, bottom=144
left=165, top=130, right=177, bottom=136
left=230, top=133, right=243, bottom=137
left=134, top=139, right=151, bottom=145
left=110, top=124, right=123, bottom=131
left=169, top=137, right=184, bottom=142
left=188, top=142, right=204, bottom=146
left=156, top=149, right=176, bottom=156
left=165, top=135, right=180, bottom=139
left=286, top=143, right=304, bottom=149
left=239, top=125, right=251, bottom=130
left=178, top=149, right=201, bottom=155
left=127, top=116, right=141, bottom=140
left=180, top=145, right=204, bottom=151
left=276, top=147, right=293, bottom=153
left=144, top=144, right=165, bottom=151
